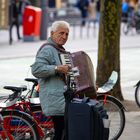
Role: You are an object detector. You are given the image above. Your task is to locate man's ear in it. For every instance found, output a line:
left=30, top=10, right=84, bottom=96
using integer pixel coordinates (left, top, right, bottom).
left=51, top=31, right=54, bottom=36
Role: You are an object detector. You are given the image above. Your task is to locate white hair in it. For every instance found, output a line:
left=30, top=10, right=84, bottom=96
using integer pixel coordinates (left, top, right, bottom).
left=50, top=21, right=70, bottom=32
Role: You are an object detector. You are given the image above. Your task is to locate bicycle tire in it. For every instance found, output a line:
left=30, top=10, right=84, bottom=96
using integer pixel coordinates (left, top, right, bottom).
left=97, top=95, right=125, bottom=140
left=135, top=83, right=140, bottom=107
left=1, top=110, right=40, bottom=140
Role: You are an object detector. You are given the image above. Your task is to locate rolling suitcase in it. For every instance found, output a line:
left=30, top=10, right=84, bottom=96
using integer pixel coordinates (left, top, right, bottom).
left=65, top=97, right=110, bottom=140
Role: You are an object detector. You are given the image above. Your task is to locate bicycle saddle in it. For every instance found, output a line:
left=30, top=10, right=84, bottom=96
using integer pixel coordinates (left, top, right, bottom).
left=25, top=78, right=38, bottom=86
left=4, top=85, right=27, bottom=92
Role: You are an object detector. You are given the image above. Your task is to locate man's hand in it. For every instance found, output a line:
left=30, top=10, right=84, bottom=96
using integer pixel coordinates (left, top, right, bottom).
left=56, top=65, right=71, bottom=74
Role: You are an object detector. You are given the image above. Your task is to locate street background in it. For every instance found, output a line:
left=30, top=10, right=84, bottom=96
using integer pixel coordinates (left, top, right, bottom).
left=0, top=0, right=140, bottom=139
left=0, top=24, right=140, bottom=139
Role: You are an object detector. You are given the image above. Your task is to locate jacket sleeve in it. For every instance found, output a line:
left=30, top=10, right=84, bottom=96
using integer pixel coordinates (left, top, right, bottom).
left=31, top=47, right=56, bottom=78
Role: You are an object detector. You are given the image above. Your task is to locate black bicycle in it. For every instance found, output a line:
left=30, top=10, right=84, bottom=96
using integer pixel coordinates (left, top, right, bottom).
left=96, top=71, right=125, bottom=140
left=134, top=80, right=140, bottom=107
left=25, top=71, right=125, bottom=140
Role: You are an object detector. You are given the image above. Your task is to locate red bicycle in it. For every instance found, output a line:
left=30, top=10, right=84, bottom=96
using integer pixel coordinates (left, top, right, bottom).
left=0, top=86, right=40, bottom=140
left=2, top=84, right=54, bottom=140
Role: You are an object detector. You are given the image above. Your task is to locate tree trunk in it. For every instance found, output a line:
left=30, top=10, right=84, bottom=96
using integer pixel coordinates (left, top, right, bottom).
left=96, top=0, right=124, bottom=100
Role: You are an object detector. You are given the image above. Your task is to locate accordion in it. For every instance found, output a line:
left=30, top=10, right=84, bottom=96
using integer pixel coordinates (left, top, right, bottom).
left=60, top=51, right=96, bottom=98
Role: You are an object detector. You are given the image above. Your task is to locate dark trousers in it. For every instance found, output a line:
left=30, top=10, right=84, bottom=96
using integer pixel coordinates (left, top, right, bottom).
left=9, top=20, right=21, bottom=44
left=52, top=116, right=65, bottom=140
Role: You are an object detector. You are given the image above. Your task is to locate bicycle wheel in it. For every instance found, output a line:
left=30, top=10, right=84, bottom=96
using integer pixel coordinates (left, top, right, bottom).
left=97, top=95, right=125, bottom=140
left=135, top=82, right=140, bottom=107
left=30, top=105, right=54, bottom=140
left=1, top=110, right=40, bottom=140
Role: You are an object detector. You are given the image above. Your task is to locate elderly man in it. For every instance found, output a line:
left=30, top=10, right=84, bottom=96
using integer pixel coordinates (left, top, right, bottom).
left=31, top=20, right=70, bottom=140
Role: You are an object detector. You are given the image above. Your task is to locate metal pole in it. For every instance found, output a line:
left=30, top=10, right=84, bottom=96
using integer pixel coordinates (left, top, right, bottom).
left=40, top=0, right=48, bottom=40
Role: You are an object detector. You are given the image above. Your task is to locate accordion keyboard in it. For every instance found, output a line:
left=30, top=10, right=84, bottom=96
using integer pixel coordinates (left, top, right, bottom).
left=60, top=54, right=79, bottom=90
left=60, top=54, right=71, bottom=66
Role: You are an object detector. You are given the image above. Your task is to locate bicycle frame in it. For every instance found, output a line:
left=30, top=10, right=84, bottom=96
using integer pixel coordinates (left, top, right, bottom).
left=97, top=93, right=126, bottom=111
left=15, top=99, right=53, bottom=129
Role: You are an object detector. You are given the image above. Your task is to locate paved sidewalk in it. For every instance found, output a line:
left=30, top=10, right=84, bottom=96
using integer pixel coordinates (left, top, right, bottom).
left=119, top=111, right=140, bottom=140
left=0, top=25, right=140, bottom=139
